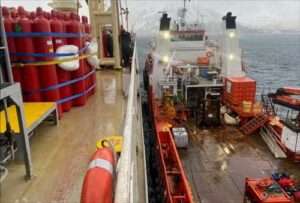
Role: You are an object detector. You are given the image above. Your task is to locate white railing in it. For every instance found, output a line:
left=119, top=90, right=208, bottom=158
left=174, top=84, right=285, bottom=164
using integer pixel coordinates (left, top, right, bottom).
left=114, top=42, right=146, bottom=203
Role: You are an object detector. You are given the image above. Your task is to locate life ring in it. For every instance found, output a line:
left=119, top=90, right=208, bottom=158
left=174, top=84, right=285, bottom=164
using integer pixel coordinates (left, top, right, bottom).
left=81, top=147, right=115, bottom=203
left=56, top=45, right=79, bottom=71
left=85, top=39, right=100, bottom=68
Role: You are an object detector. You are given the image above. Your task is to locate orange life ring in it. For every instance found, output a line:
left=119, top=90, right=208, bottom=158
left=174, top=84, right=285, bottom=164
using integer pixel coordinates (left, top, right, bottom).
left=81, top=148, right=115, bottom=203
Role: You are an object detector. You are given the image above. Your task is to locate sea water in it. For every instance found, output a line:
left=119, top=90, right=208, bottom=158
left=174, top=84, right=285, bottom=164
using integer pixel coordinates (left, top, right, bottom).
left=137, top=33, right=300, bottom=95
left=241, top=33, right=300, bottom=94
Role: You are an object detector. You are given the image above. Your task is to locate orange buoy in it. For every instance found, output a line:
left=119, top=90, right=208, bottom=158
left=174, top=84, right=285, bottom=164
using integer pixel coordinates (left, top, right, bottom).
left=81, top=147, right=115, bottom=203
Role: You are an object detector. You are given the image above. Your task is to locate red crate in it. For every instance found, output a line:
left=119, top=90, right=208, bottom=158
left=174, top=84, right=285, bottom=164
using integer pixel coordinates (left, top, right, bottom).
left=224, top=76, right=256, bottom=105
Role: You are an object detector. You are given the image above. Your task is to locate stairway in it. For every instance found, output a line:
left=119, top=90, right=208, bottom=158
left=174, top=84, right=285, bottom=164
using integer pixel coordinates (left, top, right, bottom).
left=261, top=94, right=275, bottom=115
left=240, top=114, right=269, bottom=135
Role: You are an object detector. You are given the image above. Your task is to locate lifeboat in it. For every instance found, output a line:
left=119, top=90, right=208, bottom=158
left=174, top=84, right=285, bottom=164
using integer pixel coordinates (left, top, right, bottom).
left=269, top=87, right=300, bottom=111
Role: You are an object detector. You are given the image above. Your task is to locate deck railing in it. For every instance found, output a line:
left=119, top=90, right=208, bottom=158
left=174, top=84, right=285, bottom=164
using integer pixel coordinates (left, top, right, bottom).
left=114, top=42, right=147, bottom=203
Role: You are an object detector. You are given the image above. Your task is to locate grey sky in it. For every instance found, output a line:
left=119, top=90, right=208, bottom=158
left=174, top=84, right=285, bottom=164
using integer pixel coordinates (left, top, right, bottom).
left=124, top=0, right=300, bottom=31
left=2, top=0, right=300, bottom=31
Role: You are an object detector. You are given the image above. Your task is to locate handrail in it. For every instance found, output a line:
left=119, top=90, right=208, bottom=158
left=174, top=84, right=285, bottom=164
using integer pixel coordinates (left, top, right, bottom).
left=114, top=42, right=139, bottom=203
left=0, top=165, right=8, bottom=183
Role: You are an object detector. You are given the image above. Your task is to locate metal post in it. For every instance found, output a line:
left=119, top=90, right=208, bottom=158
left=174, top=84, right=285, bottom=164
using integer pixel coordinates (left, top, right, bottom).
left=16, top=105, right=33, bottom=179
left=0, top=62, right=4, bottom=84
left=112, top=0, right=121, bottom=69
left=295, top=131, right=299, bottom=154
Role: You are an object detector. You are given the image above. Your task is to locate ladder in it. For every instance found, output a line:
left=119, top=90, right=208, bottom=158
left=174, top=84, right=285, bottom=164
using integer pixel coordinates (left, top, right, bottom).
left=0, top=8, right=13, bottom=83
left=240, top=113, right=269, bottom=135
left=261, top=94, right=275, bottom=115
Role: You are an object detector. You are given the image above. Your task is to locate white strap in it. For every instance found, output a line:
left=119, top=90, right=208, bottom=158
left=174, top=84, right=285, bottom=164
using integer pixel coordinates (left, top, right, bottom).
left=89, top=158, right=113, bottom=175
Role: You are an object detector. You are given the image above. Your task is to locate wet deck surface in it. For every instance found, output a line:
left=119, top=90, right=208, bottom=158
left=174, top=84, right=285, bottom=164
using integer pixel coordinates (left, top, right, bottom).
left=0, top=70, right=125, bottom=203
left=180, top=124, right=300, bottom=203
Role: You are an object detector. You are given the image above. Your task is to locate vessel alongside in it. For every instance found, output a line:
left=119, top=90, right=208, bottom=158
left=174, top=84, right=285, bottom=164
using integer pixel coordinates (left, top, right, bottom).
left=142, top=1, right=300, bottom=202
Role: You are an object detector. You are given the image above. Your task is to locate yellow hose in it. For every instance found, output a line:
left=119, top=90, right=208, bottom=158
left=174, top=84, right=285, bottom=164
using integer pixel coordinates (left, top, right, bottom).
left=13, top=53, right=97, bottom=67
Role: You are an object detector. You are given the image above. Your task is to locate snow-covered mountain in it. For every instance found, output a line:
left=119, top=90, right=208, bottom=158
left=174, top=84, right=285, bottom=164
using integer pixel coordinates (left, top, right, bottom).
left=125, top=0, right=300, bottom=36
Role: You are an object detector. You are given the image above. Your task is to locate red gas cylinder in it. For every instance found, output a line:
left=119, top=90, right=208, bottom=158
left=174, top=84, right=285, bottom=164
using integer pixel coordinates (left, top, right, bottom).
left=32, top=8, right=61, bottom=110
left=24, top=10, right=30, bottom=19
left=79, top=15, right=90, bottom=92
left=66, top=12, right=87, bottom=106
left=81, top=16, right=93, bottom=97
left=15, top=6, right=41, bottom=101
left=50, top=10, right=72, bottom=112
left=81, top=148, right=115, bottom=203
left=84, top=16, right=96, bottom=95
left=10, top=8, right=18, bottom=19
left=102, top=30, right=109, bottom=57
left=294, top=191, right=300, bottom=202
left=29, top=12, right=36, bottom=21
left=83, top=17, right=91, bottom=41
left=2, top=7, right=20, bottom=82
left=44, top=12, right=51, bottom=20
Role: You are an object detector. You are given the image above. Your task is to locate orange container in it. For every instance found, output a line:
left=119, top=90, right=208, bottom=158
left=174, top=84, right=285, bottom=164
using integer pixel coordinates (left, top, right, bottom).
left=197, top=56, right=209, bottom=65
left=224, top=77, right=256, bottom=105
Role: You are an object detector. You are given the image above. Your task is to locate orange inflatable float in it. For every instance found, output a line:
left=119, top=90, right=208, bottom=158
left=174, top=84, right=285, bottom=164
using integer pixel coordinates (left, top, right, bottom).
left=81, top=147, right=115, bottom=203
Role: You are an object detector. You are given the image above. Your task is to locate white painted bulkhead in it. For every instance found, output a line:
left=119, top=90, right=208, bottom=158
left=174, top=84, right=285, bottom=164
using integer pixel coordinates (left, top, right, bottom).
left=281, top=126, right=300, bottom=153
left=170, top=40, right=206, bottom=62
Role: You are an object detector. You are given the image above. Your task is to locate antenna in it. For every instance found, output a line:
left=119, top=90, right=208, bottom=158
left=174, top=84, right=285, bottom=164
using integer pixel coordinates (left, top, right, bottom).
left=183, top=0, right=191, bottom=10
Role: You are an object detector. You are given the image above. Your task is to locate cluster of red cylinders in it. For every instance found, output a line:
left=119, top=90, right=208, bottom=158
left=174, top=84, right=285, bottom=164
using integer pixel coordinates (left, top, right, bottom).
left=2, top=6, right=96, bottom=117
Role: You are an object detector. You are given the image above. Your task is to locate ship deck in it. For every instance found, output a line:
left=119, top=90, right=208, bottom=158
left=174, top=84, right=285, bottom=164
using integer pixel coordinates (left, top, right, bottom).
left=180, top=124, right=300, bottom=203
left=0, top=70, right=126, bottom=203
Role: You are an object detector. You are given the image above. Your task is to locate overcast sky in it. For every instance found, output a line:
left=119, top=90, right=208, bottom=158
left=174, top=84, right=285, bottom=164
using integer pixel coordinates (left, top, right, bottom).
left=2, top=0, right=300, bottom=31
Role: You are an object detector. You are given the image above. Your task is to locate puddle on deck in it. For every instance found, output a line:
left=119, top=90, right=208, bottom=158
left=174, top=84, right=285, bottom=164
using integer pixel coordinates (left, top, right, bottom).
left=180, top=124, right=300, bottom=203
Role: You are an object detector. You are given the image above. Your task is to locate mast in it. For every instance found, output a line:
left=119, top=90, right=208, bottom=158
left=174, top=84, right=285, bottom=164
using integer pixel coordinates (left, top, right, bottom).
left=184, top=0, right=191, bottom=11
left=180, top=0, right=190, bottom=27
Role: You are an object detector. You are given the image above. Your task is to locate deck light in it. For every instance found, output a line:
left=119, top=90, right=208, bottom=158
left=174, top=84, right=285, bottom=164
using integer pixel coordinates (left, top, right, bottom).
left=163, top=31, right=171, bottom=39
left=229, top=31, right=235, bottom=38
left=162, top=55, right=169, bottom=63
